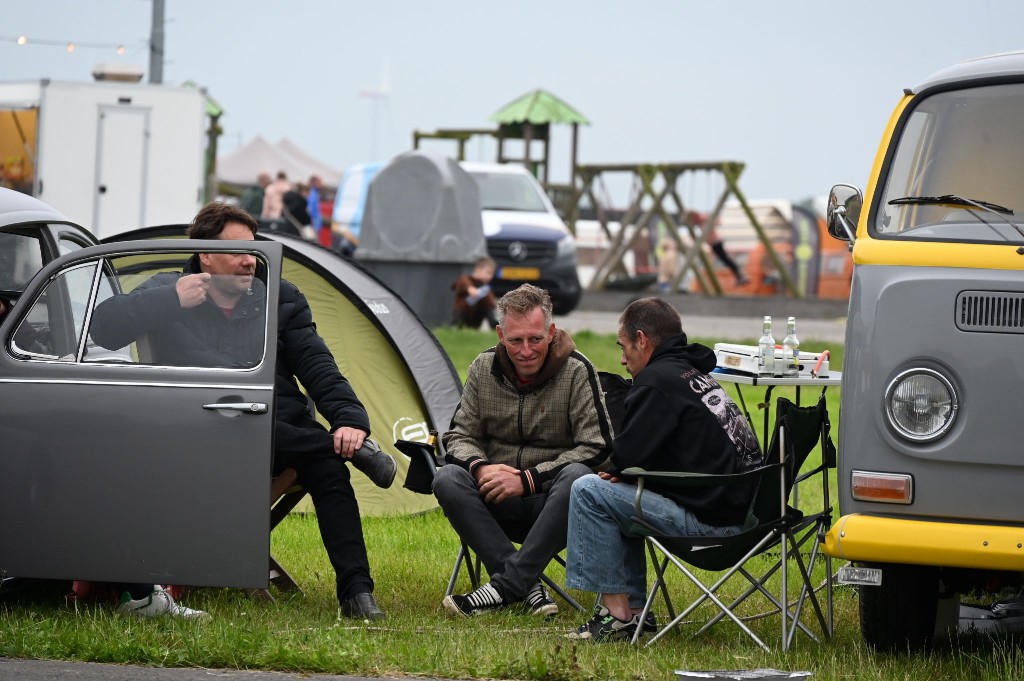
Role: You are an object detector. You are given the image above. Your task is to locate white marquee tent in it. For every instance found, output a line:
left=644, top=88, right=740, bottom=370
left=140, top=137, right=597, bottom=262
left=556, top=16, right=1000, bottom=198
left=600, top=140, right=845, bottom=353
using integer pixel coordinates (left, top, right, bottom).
left=217, top=136, right=343, bottom=187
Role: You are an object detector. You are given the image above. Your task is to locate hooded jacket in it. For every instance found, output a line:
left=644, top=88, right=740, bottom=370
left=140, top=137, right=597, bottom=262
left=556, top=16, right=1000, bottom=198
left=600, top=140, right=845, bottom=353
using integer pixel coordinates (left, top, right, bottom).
left=443, top=328, right=613, bottom=495
left=90, top=255, right=370, bottom=436
left=613, top=333, right=762, bottom=527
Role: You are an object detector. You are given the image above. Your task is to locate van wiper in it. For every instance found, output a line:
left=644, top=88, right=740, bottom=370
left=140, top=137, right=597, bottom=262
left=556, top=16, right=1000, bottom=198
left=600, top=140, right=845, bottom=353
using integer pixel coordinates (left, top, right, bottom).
left=889, top=194, right=1012, bottom=213
left=889, top=194, right=1024, bottom=242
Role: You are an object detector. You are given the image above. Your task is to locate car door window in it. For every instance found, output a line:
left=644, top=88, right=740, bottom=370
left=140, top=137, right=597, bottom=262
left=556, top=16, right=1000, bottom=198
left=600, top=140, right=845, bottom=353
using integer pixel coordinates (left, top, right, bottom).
left=9, top=249, right=270, bottom=369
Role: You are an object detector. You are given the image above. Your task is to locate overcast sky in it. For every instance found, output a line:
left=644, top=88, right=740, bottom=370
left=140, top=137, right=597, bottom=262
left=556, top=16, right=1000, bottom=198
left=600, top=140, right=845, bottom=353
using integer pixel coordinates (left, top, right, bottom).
left=3, top=0, right=1023, bottom=210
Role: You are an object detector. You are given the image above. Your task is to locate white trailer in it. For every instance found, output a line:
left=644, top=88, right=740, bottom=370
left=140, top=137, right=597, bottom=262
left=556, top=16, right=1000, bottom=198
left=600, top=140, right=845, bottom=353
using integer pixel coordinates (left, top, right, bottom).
left=0, top=78, right=207, bottom=239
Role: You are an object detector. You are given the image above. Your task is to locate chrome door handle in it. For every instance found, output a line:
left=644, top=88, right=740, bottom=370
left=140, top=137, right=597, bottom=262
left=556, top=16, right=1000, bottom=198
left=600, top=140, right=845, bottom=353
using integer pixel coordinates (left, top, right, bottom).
left=203, top=402, right=268, bottom=414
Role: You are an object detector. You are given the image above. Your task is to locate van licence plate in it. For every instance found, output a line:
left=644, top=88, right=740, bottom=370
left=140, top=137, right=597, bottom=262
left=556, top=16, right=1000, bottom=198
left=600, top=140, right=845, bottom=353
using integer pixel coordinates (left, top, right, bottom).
left=500, top=267, right=540, bottom=280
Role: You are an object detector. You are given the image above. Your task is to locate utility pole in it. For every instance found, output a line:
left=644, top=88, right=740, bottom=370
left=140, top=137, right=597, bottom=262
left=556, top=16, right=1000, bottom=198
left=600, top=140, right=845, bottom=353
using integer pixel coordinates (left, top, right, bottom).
left=149, top=0, right=165, bottom=84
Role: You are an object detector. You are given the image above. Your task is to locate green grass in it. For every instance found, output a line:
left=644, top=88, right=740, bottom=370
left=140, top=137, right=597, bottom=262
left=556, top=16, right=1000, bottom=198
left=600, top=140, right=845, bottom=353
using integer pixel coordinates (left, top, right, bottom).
left=2, top=329, right=1020, bottom=679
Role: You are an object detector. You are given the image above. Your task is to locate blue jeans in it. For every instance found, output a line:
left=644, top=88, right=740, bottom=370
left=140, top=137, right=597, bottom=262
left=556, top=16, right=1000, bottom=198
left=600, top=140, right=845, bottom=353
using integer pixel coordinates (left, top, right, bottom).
left=566, top=474, right=741, bottom=608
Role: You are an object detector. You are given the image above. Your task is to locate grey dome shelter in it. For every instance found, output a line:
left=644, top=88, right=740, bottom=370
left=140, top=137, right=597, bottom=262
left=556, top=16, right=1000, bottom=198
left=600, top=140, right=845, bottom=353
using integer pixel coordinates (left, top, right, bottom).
left=355, top=150, right=488, bottom=328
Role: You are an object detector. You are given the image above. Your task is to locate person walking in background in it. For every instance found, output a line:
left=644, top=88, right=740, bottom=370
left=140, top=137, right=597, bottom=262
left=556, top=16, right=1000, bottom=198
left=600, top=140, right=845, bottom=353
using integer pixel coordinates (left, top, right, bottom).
left=239, top=171, right=271, bottom=217
left=283, top=182, right=316, bottom=240
left=307, top=175, right=324, bottom=236
left=705, top=220, right=748, bottom=286
left=261, top=170, right=291, bottom=219
left=451, top=256, right=498, bottom=329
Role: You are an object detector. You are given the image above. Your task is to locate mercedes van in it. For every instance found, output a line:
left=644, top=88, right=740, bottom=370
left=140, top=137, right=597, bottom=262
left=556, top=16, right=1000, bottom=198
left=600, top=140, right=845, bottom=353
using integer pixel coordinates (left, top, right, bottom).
left=460, top=162, right=581, bottom=314
left=823, top=51, right=1024, bottom=651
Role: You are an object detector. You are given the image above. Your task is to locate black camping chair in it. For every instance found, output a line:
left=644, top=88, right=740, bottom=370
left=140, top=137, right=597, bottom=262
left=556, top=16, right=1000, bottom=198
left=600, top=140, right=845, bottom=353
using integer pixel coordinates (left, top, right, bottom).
left=624, top=394, right=837, bottom=651
left=395, top=438, right=584, bottom=611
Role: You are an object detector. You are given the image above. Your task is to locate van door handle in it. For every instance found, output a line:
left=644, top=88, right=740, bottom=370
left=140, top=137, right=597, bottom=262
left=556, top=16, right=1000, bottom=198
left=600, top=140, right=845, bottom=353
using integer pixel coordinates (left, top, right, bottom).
left=203, top=402, right=268, bottom=414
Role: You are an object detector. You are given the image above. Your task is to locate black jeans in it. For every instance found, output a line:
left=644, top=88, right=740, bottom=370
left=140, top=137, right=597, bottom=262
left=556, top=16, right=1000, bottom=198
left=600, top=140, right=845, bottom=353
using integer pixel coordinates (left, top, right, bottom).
left=432, top=462, right=591, bottom=601
left=274, top=419, right=374, bottom=603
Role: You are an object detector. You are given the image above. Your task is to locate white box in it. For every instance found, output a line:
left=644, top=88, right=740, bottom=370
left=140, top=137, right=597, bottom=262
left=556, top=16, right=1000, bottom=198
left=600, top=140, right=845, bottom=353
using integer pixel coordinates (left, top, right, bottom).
left=713, top=343, right=830, bottom=377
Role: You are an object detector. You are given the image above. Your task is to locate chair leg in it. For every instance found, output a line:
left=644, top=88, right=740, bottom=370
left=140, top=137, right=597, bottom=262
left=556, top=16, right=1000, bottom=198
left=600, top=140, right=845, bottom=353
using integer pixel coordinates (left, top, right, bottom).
left=546, top=554, right=586, bottom=612
left=269, top=555, right=301, bottom=593
left=645, top=537, right=772, bottom=651
left=247, top=587, right=275, bottom=603
left=446, top=544, right=481, bottom=596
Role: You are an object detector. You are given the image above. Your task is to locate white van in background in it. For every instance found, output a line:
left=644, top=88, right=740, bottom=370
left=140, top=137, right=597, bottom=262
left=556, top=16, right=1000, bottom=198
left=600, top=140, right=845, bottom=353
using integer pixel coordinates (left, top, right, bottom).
left=460, top=162, right=581, bottom=314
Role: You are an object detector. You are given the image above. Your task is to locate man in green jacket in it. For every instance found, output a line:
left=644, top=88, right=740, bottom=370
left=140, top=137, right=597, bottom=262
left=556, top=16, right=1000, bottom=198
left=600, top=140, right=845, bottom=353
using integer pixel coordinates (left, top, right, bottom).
left=437, top=284, right=614, bottom=617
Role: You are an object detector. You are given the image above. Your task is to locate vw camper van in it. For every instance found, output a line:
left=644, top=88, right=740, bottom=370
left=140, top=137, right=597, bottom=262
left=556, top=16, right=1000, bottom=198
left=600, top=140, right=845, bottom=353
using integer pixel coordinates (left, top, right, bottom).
left=823, top=51, right=1024, bottom=651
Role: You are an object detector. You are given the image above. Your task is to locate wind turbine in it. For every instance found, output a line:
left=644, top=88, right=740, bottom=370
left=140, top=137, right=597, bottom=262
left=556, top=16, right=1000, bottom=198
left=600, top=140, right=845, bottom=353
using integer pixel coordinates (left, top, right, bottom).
left=359, top=64, right=390, bottom=161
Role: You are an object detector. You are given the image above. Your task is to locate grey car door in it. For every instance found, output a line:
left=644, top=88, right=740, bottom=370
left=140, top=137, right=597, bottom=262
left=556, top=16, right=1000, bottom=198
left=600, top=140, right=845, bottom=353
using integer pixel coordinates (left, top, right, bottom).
left=0, top=239, right=282, bottom=588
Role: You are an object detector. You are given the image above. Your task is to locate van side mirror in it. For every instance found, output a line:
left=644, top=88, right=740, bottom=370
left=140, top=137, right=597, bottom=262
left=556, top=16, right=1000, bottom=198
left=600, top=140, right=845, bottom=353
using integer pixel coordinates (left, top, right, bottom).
left=827, top=184, right=862, bottom=247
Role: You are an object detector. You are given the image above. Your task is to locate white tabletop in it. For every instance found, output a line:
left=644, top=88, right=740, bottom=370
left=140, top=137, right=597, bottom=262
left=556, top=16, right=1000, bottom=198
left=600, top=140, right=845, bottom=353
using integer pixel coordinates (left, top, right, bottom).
left=712, top=370, right=842, bottom=388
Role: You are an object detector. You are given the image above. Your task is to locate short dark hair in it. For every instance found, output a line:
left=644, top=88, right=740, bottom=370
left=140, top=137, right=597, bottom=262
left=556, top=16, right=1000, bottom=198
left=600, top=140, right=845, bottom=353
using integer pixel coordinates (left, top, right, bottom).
left=618, top=297, right=684, bottom=348
left=497, top=283, right=552, bottom=327
left=187, top=202, right=259, bottom=240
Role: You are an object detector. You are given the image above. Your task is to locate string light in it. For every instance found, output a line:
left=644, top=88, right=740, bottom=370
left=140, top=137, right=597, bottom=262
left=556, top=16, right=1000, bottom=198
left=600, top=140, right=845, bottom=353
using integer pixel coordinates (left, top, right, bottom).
left=1, top=34, right=141, bottom=55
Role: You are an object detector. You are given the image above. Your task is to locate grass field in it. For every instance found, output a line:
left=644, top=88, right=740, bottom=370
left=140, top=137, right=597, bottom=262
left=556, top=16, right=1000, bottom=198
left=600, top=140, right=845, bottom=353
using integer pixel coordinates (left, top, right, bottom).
left=1, top=328, right=1021, bottom=680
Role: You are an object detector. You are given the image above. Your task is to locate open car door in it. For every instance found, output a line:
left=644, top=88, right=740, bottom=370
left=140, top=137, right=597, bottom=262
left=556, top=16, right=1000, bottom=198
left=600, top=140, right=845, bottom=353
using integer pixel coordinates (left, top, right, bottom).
left=0, top=239, right=282, bottom=588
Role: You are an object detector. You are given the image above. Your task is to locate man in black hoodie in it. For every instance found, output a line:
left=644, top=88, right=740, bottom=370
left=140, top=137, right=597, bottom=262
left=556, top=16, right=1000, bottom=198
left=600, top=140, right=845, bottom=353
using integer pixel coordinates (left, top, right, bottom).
left=564, top=297, right=762, bottom=642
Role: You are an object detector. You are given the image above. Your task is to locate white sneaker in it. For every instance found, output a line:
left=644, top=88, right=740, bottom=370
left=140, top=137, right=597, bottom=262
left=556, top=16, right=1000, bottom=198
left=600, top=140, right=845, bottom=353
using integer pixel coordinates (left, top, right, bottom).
left=117, top=587, right=210, bottom=620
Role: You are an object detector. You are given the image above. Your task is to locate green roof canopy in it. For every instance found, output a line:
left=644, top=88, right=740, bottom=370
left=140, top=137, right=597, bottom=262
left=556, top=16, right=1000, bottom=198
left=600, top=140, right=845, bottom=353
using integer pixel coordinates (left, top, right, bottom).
left=489, top=89, right=590, bottom=126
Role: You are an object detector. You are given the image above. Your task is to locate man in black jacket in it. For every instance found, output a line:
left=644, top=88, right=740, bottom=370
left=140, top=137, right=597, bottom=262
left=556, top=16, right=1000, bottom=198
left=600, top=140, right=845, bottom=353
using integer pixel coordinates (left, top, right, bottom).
left=563, top=297, right=762, bottom=642
left=91, top=202, right=393, bottom=620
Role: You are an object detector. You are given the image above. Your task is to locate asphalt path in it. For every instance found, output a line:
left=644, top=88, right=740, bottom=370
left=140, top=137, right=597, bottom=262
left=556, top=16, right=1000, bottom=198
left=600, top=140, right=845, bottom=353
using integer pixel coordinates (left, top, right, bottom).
left=0, top=658, right=414, bottom=681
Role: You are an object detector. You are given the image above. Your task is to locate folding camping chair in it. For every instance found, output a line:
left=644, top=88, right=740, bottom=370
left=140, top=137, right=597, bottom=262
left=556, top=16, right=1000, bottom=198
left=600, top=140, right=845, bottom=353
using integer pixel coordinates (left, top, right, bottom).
left=624, top=394, right=837, bottom=651
left=395, top=438, right=585, bottom=612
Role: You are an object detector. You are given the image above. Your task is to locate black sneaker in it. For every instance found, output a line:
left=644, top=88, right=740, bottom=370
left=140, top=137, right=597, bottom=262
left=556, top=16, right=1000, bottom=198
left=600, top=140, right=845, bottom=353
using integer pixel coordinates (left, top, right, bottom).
left=523, top=581, right=559, bottom=617
left=566, top=605, right=656, bottom=642
left=350, top=438, right=397, bottom=489
left=443, top=582, right=506, bottom=617
left=566, top=608, right=639, bottom=643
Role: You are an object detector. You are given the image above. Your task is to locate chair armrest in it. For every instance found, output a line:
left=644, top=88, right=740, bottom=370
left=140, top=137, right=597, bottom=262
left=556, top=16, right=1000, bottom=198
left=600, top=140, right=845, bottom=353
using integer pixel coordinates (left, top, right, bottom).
left=621, top=464, right=782, bottom=516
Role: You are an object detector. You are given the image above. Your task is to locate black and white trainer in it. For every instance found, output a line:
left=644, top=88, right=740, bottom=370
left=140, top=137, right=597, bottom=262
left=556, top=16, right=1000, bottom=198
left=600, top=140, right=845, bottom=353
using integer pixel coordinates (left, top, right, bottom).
left=523, top=581, right=559, bottom=617
left=442, top=582, right=506, bottom=617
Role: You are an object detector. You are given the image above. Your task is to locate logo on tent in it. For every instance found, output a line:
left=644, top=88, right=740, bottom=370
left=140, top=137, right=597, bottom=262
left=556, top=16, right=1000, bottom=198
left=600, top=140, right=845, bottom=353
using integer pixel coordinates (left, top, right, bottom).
left=393, top=417, right=430, bottom=444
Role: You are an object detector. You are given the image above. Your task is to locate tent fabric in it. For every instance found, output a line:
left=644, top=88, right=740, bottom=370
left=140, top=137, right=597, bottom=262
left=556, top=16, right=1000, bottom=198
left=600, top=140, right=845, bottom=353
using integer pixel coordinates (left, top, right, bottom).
left=217, top=136, right=343, bottom=187
left=489, top=88, right=591, bottom=126
left=104, top=226, right=461, bottom=517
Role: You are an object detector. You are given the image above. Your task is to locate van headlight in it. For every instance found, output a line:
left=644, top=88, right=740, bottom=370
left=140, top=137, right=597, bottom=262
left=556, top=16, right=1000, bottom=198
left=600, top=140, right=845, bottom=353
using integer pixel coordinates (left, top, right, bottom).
left=884, top=368, right=958, bottom=442
left=556, top=234, right=576, bottom=258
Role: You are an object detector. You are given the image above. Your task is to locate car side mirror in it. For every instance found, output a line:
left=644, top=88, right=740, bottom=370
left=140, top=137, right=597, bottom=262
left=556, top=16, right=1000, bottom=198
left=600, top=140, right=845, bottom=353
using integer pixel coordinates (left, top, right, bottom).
left=826, top=184, right=862, bottom=248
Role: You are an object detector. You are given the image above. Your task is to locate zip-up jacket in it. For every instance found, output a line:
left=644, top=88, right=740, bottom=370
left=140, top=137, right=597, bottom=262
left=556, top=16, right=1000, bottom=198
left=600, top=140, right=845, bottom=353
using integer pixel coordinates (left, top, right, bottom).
left=442, top=328, right=613, bottom=495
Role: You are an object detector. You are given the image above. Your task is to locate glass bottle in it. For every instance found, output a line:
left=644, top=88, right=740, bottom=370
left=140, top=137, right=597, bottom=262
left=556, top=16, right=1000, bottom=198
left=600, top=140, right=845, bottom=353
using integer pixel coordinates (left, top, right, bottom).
left=782, top=316, right=800, bottom=377
left=757, top=316, right=775, bottom=376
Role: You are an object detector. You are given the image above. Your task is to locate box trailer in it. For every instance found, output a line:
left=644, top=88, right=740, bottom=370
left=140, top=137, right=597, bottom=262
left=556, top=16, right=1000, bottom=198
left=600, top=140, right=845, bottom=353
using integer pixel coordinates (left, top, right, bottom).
left=0, top=78, right=206, bottom=239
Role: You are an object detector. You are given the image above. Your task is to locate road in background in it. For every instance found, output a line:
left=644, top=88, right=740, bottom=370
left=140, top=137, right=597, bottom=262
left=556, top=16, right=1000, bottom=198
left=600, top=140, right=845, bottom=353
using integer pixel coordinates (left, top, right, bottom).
left=562, top=292, right=848, bottom=344
left=558, top=310, right=846, bottom=345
